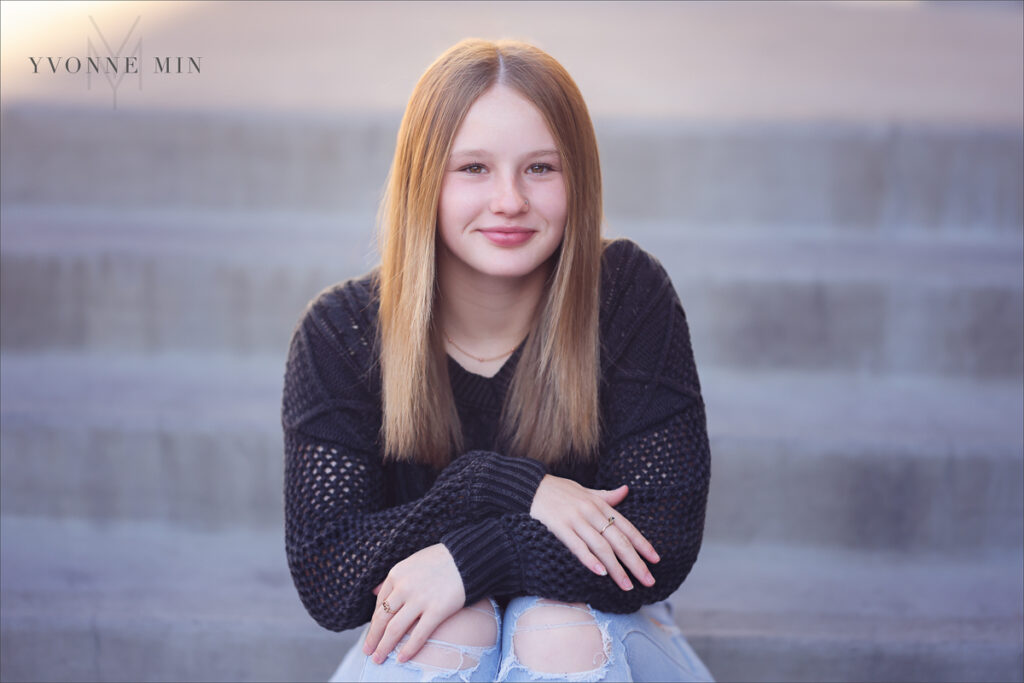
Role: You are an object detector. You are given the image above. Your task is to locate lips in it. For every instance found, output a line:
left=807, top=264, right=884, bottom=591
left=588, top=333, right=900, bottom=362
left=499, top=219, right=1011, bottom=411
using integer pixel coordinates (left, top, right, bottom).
left=478, top=227, right=537, bottom=247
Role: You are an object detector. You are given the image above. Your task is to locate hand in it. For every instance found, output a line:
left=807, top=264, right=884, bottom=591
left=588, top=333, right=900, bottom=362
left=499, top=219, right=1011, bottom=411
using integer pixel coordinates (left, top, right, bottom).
left=530, top=475, right=660, bottom=591
left=363, top=543, right=466, bottom=665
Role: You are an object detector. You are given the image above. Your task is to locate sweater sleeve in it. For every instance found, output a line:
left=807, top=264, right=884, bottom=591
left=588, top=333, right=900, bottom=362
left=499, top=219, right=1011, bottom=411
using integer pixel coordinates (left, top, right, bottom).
left=282, top=294, right=546, bottom=632
left=442, top=245, right=710, bottom=612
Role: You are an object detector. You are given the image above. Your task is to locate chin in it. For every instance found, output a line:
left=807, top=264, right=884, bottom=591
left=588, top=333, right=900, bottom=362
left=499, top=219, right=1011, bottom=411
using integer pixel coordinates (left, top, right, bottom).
left=473, top=259, right=545, bottom=280
left=489, top=244, right=563, bottom=277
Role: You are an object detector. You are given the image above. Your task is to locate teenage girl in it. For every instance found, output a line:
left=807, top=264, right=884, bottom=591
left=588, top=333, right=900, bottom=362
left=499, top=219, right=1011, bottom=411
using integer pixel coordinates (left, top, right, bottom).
left=283, top=38, right=713, bottom=682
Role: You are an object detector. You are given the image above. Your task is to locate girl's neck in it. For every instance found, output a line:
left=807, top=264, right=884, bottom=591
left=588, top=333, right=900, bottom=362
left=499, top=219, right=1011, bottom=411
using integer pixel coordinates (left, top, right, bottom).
left=437, top=247, right=551, bottom=362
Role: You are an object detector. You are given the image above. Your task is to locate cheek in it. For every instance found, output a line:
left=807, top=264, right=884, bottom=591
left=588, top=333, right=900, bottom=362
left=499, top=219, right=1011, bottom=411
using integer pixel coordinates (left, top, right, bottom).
left=537, top=182, right=568, bottom=226
left=438, top=181, right=484, bottom=229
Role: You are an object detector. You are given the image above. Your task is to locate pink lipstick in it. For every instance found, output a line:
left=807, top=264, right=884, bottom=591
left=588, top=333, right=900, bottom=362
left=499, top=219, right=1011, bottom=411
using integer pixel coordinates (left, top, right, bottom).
left=478, top=228, right=536, bottom=247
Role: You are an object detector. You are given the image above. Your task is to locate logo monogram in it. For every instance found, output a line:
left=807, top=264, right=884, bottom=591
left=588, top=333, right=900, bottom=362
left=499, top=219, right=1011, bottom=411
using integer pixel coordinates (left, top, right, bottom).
left=87, top=15, right=142, bottom=110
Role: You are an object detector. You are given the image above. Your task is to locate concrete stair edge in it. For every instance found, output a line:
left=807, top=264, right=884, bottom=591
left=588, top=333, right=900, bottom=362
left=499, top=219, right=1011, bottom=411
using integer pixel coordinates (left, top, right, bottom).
left=3, top=203, right=1022, bottom=284
left=2, top=105, right=1021, bottom=232
left=1, top=353, right=1021, bottom=553
left=2, top=212, right=1021, bottom=377
left=1, top=516, right=1020, bottom=683
left=3, top=354, right=1018, bottom=452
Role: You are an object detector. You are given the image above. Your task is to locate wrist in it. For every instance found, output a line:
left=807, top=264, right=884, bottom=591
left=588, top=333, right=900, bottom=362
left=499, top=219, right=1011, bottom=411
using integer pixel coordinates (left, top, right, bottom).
left=467, top=451, right=547, bottom=518
left=442, top=519, right=522, bottom=605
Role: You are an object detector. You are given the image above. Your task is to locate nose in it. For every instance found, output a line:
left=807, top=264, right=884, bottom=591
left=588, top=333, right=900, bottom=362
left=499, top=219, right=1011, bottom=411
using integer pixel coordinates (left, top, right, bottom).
left=489, top=173, right=528, bottom=215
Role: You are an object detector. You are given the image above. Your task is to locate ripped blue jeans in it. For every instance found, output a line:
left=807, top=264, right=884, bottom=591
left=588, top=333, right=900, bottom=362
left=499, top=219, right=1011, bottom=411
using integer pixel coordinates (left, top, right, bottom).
left=328, top=596, right=714, bottom=682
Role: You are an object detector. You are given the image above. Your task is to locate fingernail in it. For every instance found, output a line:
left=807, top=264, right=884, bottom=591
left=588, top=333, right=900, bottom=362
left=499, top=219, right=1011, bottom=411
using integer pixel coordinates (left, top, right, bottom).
left=595, top=564, right=607, bottom=576
left=622, top=579, right=634, bottom=590
left=652, top=552, right=661, bottom=563
left=645, top=573, right=656, bottom=585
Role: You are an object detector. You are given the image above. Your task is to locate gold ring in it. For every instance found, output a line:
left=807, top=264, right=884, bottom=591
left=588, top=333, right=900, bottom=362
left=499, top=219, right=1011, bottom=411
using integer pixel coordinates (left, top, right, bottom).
left=380, top=600, right=395, bottom=614
left=600, top=516, right=616, bottom=534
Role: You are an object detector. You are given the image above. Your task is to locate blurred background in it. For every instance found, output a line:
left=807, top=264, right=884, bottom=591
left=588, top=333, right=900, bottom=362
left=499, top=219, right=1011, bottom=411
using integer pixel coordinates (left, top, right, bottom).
left=1, top=1, right=1022, bottom=681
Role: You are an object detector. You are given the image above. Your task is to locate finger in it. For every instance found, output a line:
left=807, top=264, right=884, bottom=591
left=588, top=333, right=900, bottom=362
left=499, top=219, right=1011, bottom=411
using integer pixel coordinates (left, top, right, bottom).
left=363, top=610, right=384, bottom=655
left=592, top=484, right=629, bottom=506
left=364, top=591, right=397, bottom=655
left=593, top=502, right=659, bottom=563
left=590, top=506, right=655, bottom=586
left=397, top=611, right=445, bottom=663
left=604, top=510, right=660, bottom=564
left=600, top=522, right=656, bottom=587
left=363, top=609, right=388, bottom=655
left=374, top=604, right=420, bottom=664
left=543, top=517, right=609, bottom=577
left=556, top=526, right=609, bottom=577
left=575, top=521, right=633, bottom=591
left=373, top=578, right=393, bottom=610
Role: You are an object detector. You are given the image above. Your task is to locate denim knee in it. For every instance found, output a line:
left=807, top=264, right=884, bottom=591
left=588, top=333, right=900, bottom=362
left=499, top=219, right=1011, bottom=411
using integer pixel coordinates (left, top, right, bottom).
left=494, top=597, right=713, bottom=683
left=496, top=596, right=626, bottom=682
left=331, top=599, right=502, bottom=682
left=329, top=598, right=713, bottom=682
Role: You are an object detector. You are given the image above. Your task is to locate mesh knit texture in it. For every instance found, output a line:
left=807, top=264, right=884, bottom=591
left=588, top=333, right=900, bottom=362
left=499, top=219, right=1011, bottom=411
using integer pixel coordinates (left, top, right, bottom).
left=282, top=238, right=711, bottom=632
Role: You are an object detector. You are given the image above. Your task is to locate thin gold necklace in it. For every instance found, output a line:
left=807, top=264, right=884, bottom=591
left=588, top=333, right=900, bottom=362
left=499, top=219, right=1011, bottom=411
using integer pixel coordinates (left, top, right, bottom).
left=445, top=333, right=521, bottom=363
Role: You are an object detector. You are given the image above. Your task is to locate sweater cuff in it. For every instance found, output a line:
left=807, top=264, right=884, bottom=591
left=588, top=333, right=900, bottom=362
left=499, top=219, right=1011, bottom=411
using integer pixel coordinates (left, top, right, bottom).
left=466, top=451, right=547, bottom=517
left=442, top=518, right=523, bottom=605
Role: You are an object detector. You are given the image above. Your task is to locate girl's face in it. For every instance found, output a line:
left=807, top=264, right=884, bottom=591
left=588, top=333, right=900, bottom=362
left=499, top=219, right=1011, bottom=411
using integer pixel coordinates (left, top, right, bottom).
left=437, top=84, right=567, bottom=281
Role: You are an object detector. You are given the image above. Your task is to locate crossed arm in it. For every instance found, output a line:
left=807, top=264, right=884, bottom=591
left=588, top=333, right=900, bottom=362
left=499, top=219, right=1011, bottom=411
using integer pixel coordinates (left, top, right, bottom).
left=283, top=248, right=709, bottom=663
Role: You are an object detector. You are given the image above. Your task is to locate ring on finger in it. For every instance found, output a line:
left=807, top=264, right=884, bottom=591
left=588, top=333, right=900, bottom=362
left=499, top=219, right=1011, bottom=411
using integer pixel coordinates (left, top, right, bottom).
left=380, top=599, right=397, bottom=615
left=599, top=516, right=616, bottom=534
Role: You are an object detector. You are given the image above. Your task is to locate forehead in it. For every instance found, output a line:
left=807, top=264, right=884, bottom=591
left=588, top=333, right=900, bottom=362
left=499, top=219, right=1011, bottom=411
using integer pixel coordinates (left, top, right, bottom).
left=450, top=85, right=557, bottom=153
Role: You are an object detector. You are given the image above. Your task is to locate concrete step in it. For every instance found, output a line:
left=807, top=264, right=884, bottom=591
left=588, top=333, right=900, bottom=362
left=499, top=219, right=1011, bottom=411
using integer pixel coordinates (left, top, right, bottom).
left=0, top=353, right=286, bottom=531
left=1, top=105, right=1021, bottom=234
left=0, top=206, right=375, bottom=356
left=3, top=205, right=1021, bottom=378
left=673, top=541, right=1024, bottom=683
left=702, top=369, right=1023, bottom=555
left=650, top=227, right=1023, bottom=380
left=0, top=516, right=338, bottom=683
left=1, top=353, right=1020, bottom=555
left=1, top=516, right=1020, bottom=682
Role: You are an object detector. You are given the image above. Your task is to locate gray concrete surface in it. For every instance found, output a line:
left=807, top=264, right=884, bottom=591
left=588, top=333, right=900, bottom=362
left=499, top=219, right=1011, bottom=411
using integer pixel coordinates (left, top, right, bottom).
left=2, top=203, right=1022, bottom=378
left=2, top=109, right=1022, bottom=232
left=2, top=516, right=1021, bottom=682
left=2, top=352, right=1020, bottom=555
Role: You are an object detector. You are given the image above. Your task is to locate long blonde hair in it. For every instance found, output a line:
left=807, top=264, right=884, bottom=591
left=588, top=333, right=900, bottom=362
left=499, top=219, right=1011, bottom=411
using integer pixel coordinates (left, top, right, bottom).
left=376, top=38, right=603, bottom=468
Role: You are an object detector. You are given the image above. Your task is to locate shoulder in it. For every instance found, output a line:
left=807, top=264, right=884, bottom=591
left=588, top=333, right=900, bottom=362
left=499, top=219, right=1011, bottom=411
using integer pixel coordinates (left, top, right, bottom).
left=299, top=268, right=381, bottom=359
left=283, top=269, right=382, bottom=431
left=599, top=238, right=682, bottom=362
left=601, top=237, right=669, bottom=283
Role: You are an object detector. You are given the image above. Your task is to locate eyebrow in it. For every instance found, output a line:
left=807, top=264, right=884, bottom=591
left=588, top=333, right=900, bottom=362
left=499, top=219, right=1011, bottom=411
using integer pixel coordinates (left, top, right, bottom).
left=449, top=148, right=561, bottom=159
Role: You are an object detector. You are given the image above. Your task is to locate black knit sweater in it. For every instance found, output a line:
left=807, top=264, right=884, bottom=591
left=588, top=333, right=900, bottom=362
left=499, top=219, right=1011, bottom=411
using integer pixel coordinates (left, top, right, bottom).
left=282, top=238, right=710, bottom=632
